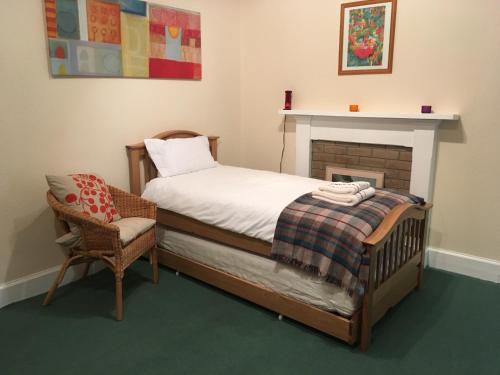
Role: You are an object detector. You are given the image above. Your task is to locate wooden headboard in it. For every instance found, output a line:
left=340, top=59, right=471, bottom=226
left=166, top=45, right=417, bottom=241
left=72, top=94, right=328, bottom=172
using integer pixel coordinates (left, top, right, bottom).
left=126, top=130, right=219, bottom=196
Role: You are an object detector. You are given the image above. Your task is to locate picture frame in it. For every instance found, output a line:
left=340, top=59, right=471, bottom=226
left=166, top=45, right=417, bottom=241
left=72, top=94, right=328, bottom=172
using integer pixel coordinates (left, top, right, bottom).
left=43, top=0, right=202, bottom=80
left=338, top=0, right=397, bottom=75
left=325, top=166, right=384, bottom=188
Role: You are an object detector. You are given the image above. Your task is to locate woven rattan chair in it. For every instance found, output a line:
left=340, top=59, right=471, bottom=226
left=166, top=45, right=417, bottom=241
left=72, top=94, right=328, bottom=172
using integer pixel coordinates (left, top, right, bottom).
left=45, top=186, right=158, bottom=320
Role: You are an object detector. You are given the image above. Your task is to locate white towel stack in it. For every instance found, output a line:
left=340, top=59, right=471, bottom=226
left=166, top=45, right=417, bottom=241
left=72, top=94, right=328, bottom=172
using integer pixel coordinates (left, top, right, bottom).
left=312, top=181, right=375, bottom=207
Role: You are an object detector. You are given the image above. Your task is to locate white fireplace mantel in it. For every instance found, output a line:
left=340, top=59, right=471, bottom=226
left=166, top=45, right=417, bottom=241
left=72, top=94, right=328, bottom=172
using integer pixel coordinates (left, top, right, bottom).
left=280, top=109, right=460, bottom=201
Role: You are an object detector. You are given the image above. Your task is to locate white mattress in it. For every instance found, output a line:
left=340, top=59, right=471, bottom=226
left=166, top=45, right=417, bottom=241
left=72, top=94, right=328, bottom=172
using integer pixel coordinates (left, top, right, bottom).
left=142, top=165, right=328, bottom=243
left=157, top=226, right=360, bottom=316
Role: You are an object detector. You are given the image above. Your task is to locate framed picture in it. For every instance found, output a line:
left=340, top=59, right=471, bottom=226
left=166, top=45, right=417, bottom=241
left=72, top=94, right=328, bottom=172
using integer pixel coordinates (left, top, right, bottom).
left=43, top=0, right=202, bottom=80
left=325, top=166, right=384, bottom=188
left=338, top=0, right=397, bottom=75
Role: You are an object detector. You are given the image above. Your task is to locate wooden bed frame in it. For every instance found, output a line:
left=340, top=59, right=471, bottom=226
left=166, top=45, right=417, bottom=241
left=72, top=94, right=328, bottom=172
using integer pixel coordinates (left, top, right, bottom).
left=126, top=130, right=432, bottom=351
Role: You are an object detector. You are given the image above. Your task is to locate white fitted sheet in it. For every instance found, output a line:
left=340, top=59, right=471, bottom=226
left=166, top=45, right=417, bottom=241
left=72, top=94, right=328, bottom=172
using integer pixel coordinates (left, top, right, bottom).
left=157, top=227, right=360, bottom=316
left=142, top=165, right=328, bottom=243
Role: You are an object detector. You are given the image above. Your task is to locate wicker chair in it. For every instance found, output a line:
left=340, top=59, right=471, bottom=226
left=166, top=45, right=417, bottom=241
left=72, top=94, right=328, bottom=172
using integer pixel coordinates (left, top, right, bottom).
left=45, top=186, right=158, bottom=320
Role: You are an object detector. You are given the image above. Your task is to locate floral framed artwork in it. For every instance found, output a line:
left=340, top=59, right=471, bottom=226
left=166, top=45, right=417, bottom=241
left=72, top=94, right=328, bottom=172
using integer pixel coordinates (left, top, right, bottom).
left=338, top=0, right=397, bottom=75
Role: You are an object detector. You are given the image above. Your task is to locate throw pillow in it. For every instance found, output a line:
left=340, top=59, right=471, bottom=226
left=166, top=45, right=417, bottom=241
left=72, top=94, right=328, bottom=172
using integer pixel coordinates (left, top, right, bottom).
left=46, top=174, right=121, bottom=233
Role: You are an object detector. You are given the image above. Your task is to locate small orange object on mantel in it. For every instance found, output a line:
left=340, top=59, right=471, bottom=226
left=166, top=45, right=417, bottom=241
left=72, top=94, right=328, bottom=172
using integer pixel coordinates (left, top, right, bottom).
left=349, top=104, right=359, bottom=112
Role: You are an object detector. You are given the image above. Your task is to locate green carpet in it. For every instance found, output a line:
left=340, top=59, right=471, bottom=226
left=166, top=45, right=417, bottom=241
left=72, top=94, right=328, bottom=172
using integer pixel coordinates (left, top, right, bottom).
left=1, top=261, right=499, bottom=375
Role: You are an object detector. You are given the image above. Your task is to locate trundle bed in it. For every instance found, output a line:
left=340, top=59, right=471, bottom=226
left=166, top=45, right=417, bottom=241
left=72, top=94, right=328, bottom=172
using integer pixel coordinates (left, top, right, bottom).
left=126, top=130, right=432, bottom=351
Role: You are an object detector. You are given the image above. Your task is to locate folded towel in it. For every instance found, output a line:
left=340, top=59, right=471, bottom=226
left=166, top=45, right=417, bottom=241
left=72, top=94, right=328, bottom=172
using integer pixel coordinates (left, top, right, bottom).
left=313, top=187, right=376, bottom=203
left=312, top=187, right=376, bottom=207
left=319, top=181, right=371, bottom=195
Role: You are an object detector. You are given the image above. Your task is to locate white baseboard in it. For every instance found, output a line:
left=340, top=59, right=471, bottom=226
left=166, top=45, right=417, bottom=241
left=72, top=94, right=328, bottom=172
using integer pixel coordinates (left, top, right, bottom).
left=427, top=247, right=500, bottom=283
left=1, top=248, right=497, bottom=309
left=0, top=262, right=106, bottom=309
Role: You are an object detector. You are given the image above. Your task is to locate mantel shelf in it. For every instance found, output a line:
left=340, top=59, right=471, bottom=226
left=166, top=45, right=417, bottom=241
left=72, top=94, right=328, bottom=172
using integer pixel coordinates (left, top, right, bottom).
left=279, top=109, right=460, bottom=121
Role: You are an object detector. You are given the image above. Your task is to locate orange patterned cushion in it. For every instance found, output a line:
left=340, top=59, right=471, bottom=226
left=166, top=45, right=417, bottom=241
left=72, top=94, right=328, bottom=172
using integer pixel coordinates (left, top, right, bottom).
left=46, top=174, right=121, bottom=227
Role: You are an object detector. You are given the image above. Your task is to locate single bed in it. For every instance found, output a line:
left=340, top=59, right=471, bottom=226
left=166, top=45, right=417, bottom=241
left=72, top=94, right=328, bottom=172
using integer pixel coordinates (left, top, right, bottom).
left=126, top=130, right=432, bottom=351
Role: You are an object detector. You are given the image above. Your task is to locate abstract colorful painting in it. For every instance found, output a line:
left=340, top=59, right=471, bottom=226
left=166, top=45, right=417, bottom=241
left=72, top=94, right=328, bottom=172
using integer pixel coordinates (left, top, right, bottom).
left=87, top=0, right=121, bottom=44
left=55, top=0, right=81, bottom=40
left=121, top=12, right=149, bottom=77
left=44, top=0, right=202, bottom=79
left=148, top=4, right=201, bottom=79
left=338, top=0, right=397, bottom=75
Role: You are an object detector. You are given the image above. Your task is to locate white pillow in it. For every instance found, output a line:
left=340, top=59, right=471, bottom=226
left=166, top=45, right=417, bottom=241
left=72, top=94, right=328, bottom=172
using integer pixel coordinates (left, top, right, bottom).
left=144, top=136, right=216, bottom=177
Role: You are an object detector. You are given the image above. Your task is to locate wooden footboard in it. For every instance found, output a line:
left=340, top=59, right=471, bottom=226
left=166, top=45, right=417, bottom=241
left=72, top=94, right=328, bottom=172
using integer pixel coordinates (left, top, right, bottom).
left=360, top=202, right=432, bottom=351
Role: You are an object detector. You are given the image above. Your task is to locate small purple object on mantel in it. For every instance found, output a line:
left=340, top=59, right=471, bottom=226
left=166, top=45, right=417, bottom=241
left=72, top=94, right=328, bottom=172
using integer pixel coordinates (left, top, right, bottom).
left=421, top=105, right=432, bottom=114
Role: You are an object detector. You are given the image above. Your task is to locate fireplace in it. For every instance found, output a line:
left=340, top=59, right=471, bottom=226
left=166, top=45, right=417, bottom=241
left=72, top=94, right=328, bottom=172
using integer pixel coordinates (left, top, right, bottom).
left=311, top=140, right=413, bottom=192
left=280, top=109, right=459, bottom=201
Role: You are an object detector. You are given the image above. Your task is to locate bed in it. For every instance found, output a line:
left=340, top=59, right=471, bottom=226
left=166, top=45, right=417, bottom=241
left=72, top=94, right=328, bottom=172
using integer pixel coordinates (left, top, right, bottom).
left=126, top=130, right=432, bottom=351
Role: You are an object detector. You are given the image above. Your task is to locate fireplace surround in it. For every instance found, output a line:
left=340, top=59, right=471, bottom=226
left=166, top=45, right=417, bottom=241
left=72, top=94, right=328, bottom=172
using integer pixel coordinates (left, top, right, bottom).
left=280, top=110, right=459, bottom=201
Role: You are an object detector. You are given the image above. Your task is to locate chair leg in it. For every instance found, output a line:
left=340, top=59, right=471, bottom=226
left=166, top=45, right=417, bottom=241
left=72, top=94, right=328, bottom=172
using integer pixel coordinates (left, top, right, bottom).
left=81, top=260, right=94, bottom=280
left=151, top=247, right=159, bottom=284
left=115, top=272, right=123, bottom=321
left=43, top=255, right=82, bottom=306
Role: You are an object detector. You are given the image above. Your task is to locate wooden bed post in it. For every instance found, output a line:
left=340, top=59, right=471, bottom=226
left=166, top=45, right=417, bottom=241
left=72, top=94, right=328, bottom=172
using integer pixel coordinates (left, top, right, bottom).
left=416, top=213, right=428, bottom=290
left=360, top=245, right=377, bottom=351
left=127, top=147, right=142, bottom=196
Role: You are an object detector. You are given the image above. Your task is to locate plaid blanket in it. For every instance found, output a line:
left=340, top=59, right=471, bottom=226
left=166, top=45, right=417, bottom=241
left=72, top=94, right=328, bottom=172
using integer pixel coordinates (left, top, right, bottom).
left=271, top=189, right=424, bottom=297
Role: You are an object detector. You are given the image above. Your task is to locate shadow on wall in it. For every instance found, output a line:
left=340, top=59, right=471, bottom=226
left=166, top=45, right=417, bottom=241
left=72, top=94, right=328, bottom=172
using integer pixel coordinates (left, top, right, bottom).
left=6, top=206, right=66, bottom=283
left=281, top=115, right=297, bottom=135
left=279, top=115, right=297, bottom=173
left=438, top=118, right=465, bottom=144
left=431, top=118, right=465, bottom=248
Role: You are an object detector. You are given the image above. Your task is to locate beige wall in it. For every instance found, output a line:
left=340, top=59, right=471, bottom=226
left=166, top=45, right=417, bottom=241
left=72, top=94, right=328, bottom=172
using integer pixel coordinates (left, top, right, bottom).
left=1, top=0, right=499, bottom=285
left=0, top=0, right=241, bottom=283
left=239, top=0, right=500, bottom=260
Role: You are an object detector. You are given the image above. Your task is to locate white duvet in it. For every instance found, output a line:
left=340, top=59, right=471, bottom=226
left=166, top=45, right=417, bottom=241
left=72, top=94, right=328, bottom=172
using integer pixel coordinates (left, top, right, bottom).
left=142, top=165, right=328, bottom=243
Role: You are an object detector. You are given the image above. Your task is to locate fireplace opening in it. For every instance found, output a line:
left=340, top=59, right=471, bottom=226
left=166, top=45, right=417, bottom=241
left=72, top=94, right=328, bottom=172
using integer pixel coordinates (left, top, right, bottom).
left=311, top=141, right=413, bottom=192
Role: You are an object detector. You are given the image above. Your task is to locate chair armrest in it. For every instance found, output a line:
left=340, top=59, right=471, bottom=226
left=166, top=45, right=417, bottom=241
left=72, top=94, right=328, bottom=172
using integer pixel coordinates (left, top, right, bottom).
left=79, top=220, right=121, bottom=253
left=109, top=185, right=156, bottom=220
left=48, top=192, right=121, bottom=252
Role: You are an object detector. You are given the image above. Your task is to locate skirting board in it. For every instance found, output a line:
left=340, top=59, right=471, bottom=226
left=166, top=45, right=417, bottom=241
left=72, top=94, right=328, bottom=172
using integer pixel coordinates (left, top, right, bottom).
left=427, top=247, right=500, bottom=283
left=1, top=248, right=498, bottom=309
left=0, top=262, right=106, bottom=309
